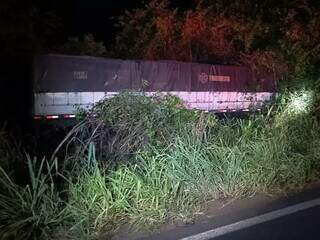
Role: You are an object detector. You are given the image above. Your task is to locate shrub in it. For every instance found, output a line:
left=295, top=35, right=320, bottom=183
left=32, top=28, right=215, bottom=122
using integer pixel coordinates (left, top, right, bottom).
left=54, top=92, right=212, bottom=171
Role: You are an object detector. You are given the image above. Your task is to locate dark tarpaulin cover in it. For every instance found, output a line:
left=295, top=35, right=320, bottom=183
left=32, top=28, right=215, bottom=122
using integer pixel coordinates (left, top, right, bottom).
left=33, top=54, right=276, bottom=92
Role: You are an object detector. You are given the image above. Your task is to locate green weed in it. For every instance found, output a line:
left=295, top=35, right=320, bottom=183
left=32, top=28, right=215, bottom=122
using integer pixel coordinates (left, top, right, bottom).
left=0, top=156, right=66, bottom=240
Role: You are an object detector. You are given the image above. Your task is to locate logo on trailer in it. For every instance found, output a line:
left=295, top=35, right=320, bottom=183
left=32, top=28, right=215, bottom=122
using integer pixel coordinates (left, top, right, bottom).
left=73, top=71, right=88, bottom=80
left=198, top=73, right=231, bottom=84
left=198, top=72, right=209, bottom=83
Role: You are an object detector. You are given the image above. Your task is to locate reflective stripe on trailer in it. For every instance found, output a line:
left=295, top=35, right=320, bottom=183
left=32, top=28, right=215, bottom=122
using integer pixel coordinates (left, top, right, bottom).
left=63, top=114, right=76, bottom=119
left=33, top=115, right=76, bottom=120
left=46, top=115, right=59, bottom=119
left=33, top=108, right=262, bottom=120
left=33, top=115, right=42, bottom=120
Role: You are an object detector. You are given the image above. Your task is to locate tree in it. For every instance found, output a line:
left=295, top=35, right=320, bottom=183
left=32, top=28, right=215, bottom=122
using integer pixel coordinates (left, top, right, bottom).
left=58, top=34, right=108, bottom=56
left=280, top=4, right=320, bottom=85
left=113, top=0, right=320, bottom=84
left=114, top=0, right=286, bottom=71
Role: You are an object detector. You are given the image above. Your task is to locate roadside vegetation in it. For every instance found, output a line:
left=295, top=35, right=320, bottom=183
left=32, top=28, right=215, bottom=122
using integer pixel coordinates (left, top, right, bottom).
left=1, top=0, right=320, bottom=239
left=1, top=90, right=320, bottom=239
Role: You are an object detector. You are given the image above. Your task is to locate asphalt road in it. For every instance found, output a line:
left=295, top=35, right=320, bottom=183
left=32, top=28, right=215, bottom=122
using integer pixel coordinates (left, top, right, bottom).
left=139, top=186, right=320, bottom=240
left=214, top=205, right=320, bottom=240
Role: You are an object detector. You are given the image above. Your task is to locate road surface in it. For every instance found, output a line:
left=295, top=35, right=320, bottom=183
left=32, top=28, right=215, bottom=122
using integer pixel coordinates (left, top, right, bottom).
left=213, top=205, right=320, bottom=240
left=140, top=186, right=320, bottom=240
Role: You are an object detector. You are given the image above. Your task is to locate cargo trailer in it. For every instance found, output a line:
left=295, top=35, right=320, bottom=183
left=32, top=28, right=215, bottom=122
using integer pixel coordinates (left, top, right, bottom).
left=33, top=54, right=277, bottom=120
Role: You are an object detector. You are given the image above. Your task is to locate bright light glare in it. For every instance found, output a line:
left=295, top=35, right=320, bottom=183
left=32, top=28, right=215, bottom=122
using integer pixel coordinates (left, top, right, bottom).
left=287, top=90, right=313, bottom=114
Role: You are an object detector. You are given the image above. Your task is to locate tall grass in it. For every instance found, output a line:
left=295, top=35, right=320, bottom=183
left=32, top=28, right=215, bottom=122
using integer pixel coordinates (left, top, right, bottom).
left=65, top=146, right=189, bottom=238
left=0, top=156, right=66, bottom=240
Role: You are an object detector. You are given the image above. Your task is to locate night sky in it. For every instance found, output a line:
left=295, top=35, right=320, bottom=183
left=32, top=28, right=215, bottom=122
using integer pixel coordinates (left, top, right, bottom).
left=72, top=0, right=193, bottom=42
left=73, top=0, right=141, bottom=41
